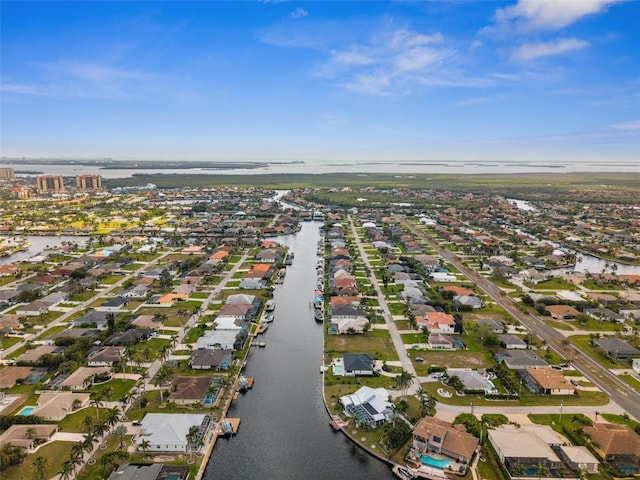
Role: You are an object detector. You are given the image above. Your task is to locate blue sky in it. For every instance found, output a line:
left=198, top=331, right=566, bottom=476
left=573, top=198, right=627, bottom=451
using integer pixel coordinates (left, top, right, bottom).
left=1, top=1, right=639, bottom=163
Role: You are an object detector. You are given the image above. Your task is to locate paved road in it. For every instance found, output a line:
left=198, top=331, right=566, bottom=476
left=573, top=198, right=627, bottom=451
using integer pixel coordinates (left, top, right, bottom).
left=348, top=216, right=420, bottom=396
left=399, top=216, right=640, bottom=421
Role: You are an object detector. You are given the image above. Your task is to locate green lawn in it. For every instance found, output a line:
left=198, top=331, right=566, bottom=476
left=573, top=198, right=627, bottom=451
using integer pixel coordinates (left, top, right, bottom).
left=569, top=335, right=629, bottom=369
left=618, top=374, right=640, bottom=392
left=532, top=278, right=576, bottom=290
left=57, top=407, right=110, bottom=432
left=0, top=441, right=75, bottom=480
left=324, top=332, right=397, bottom=361
left=91, top=379, right=136, bottom=402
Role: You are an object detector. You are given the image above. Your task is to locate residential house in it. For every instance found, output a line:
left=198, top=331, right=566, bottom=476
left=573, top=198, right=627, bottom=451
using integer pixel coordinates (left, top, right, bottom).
left=31, top=392, right=90, bottom=421
left=239, top=278, right=264, bottom=290
left=328, top=316, right=369, bottom=335
left=427, top=333, right=457, bottom=350
left=108, top=329, right=152, bottom=346
left=88, top=346, right=125, bottom=367
left=71, top=310, right=110, bottom=330
left=168, top=376, right=212, bottom=405
left=189, top=349, right=233, bottom=370
left=60, top=366, right=110, bottom=390
left=593, top=337, right=640, bottom=360
left=343, top=353, right=375, bottom=376
left=422, top=312, right=457, bottom=334
left=136, top=414, right=208, bottom=453
left=498, top=334, right=528, bottom=350
left=412, top=416, right=479, bottom=466
left=340, top=386, right=393, bottom=428
left=495, top=350, right=550, bottom=370
left=0, top=425, right=57, bottom=451
left=489, top=424, right=598, bottom=474
left=546, top=305, right=581, bottom=320
left=16, top=345, right=63, bottom=364
left=97, top=296, right=129, bottom=312
left=446, top=369, right=494, bottom=393
left=583, top=423, right=640, bottom=472
left=453, top=295, right=483, bottom=309
left=196, top=330, right=238, bottom=350
left=520, top=368, right=577, bottom=395
left=474, top=318, right=504, bottom=334
left=16, top=300, right=51, bottom=316
left=585, top=308, right=624, bottom=323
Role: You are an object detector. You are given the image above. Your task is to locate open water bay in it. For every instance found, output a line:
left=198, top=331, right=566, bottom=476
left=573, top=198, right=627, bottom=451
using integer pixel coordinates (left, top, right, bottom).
left=204, top=222, right=394, bottom=479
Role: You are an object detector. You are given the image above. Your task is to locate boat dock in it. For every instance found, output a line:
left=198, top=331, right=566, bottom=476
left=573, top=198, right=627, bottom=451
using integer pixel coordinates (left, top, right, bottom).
left=256, top=324, right=268, bottom=334
left=216, top=417, right=241, bottom=435
left=329, top=417, right=348, bottom=431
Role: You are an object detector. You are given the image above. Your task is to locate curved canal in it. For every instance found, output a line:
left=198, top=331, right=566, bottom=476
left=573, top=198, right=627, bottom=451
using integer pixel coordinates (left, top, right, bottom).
left=204, top=222, right=394, bottom=479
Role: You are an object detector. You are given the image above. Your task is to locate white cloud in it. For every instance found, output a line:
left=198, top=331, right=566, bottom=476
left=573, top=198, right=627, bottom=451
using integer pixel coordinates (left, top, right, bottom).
left=495, top=0, right=620, bottom=32
left=389, top=30, right=443, bottom=49
left=611, top=119, right=640, bottom=131
left=290, top=7, right=308, bottom=20
left=511, top=38, right=589, bottom=61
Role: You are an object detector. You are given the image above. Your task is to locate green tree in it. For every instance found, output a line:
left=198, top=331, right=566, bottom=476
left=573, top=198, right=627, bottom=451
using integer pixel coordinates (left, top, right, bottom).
left=31, top=455, right=48, bottom=480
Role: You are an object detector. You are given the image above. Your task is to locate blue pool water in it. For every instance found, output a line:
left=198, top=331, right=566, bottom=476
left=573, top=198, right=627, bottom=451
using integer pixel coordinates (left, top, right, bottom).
left=420, top=455, right=450, bottom=469
left=19, top=406, right=35, bottom=416
left=334, top=365, right=343, bottom=375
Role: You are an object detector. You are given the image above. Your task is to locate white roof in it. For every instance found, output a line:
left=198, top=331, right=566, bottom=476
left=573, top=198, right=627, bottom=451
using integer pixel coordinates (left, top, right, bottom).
left=559, top=445, right=599, bottom=464
left=340, top=386, right=391, bottom=420
left=488, top=424, right=561, bottom=461
left=138, top=413, right=205, bottom=447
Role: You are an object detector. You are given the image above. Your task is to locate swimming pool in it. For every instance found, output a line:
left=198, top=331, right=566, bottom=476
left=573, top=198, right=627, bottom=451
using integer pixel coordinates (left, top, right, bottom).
left=420, top=454, right=450, bottom=469
left=18, top=406, right=35, bottom=416
left=333, top=365, right=343, bottom=375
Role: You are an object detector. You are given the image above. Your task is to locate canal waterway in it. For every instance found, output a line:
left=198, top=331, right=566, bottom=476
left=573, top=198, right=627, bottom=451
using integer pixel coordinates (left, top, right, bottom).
left=0, top=235, right=85, bottom=265
left=203, top=222, right=395, bottom=480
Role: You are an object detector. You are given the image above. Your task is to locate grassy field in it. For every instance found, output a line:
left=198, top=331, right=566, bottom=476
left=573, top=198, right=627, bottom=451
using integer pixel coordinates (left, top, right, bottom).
left=324, top=332, right=397, bottom=361
left=0, top=441, right=75, bottom=480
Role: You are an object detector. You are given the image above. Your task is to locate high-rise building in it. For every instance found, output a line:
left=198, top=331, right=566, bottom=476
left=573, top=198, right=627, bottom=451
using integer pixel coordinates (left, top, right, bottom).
left=36, top=175, right=65, bottom=193
left=75, top=174, right=102, bottom=191
left=0, top=168, right=15, bottom=179
left=12, top=186, right=30, bottom=199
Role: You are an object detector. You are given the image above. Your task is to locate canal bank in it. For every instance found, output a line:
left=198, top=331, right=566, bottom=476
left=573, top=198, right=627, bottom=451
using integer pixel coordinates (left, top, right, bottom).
left=203, top=221, right=395, bottom=480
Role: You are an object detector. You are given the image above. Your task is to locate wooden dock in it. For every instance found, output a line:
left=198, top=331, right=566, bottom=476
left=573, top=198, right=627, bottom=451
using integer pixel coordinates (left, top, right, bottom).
left=216, top=417, right=241, bottom=435
left=330, top=417, right=348, bottom=431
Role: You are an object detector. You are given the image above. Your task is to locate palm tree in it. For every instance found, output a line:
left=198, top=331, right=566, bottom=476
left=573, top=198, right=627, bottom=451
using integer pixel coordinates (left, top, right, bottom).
left=90, top=397, right=103, bottom=420
left=396, top=369, right=415, bottom=398
left=82, top=414, right=94, bottom=433
left=81, top=432, right=98, bottom=454
left=139, top=439, right=151, bottom=455
left=31, top=455, right=48, bottom=480
left=105, top=406, right=121, bottom=427
left=113, top=424, right=127, bottom=448
left=58, top=460, right=74, bottom=480
left=186, top=425, right=200, bottom=461
left=25, top=426, right=37, bottom=440
left=94, top=420, right=110, bottom=439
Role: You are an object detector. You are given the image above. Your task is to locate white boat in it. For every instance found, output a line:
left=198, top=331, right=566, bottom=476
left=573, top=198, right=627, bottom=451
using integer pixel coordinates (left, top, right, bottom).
left=265, top=299, right=275, bottom=312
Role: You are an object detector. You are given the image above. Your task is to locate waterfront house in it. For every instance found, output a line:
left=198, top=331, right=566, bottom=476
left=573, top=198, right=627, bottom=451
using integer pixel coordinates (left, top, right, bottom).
left=136, top=413, right=208, bottom=453
left=343, top=353, right=375, bottom=376
left=412, top=416, right=479, bottom=465
left=189, top=349, right=233, bottom=370
left=340, top=386, right=392, bottom=428
left=196, top=330, right=238, bottom=350
left=328, top=316, right=369, bottom=335
left=168, top=376, right=212, bottom=405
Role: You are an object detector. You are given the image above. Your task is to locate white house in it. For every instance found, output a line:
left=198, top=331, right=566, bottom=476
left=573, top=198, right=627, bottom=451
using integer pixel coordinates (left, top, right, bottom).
left=430, top=272, right=457, bottom=282
left=340, top=386, right=393, bottom=428
left=196, top=330, right=237, bottom=350
left=136, top=413, right=207, bottom=453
